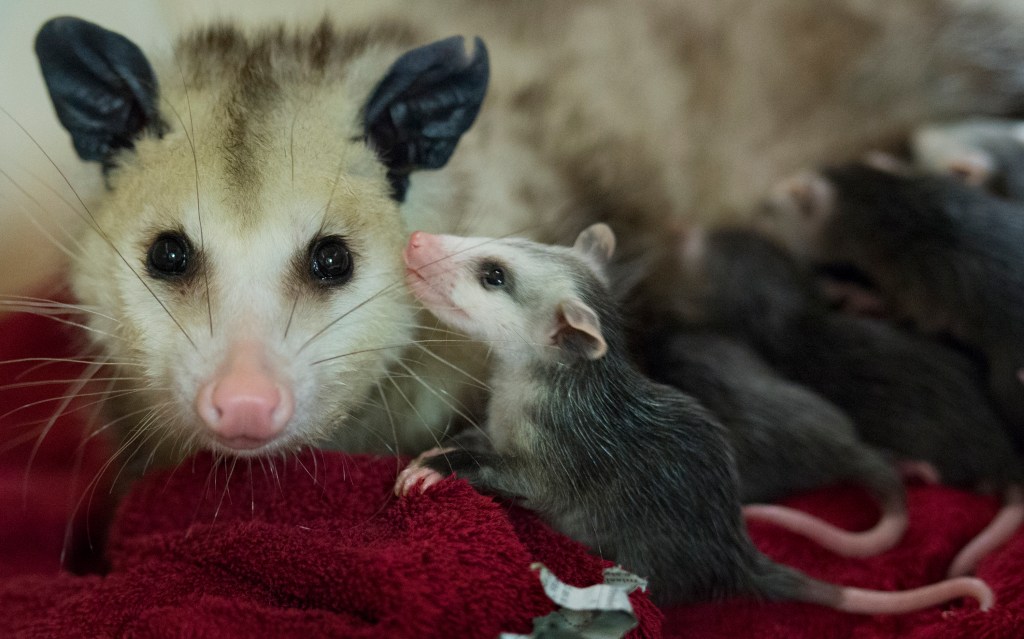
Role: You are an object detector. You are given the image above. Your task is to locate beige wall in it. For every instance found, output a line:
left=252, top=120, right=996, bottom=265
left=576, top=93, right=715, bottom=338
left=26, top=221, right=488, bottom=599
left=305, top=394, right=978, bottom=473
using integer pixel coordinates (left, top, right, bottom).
left=0, top=0, right=383, bottom=300
left=0, top=2, right=179, bottom=298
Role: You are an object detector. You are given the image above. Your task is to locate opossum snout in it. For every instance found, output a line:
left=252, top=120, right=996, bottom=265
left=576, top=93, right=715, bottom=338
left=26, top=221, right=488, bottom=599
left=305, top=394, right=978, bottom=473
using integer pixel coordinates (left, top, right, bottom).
left=195, top=341, right=295, bottom=451
left=404, top=231, right=444, bottom=271
left=404, top=231, right=458, bottom=308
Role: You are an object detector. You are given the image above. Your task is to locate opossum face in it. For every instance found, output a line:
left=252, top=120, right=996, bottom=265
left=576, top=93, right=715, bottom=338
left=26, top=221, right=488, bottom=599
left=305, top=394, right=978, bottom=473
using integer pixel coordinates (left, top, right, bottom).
left=403, top=226, right=614, bottom=362
left=36, top=18, right=488, bottom=456
left=74, top=133, right=410, bottom=455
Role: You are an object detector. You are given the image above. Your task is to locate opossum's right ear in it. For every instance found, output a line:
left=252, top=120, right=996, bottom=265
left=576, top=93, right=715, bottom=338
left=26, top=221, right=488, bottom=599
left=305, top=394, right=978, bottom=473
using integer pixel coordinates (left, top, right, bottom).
left=573, top=223, right=617, bottom=266
left=553, top=299, right=607, bottom=360
left=364, top=36, right=489, bottom=202
left=35, top=17, right=164, bottom=165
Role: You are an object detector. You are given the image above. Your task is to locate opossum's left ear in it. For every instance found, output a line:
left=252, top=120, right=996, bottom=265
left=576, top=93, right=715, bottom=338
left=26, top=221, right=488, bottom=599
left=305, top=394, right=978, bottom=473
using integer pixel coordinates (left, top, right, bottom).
left=364, top=36, right=490, bottom=201
left=553, top=299, right=607, bottom=360
left=573, top=223, right=617, bottom=267
left=35, top=17, right=164, bottom=165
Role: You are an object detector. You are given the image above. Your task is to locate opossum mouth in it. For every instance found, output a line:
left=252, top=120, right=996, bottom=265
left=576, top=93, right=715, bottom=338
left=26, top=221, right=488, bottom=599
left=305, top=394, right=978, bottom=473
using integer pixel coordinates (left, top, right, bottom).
left=405, top=266, right=430, bottom=284
left=404, top=268, right=471, bottom=321
left=214, top=435, right=277, bottom=452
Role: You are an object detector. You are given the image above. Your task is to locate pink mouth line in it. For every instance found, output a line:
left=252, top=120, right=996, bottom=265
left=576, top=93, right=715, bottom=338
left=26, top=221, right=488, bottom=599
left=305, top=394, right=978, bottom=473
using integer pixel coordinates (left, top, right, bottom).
left=404, top=268, right=471, bottom=321
left=405, top=266, right=429, bottom=284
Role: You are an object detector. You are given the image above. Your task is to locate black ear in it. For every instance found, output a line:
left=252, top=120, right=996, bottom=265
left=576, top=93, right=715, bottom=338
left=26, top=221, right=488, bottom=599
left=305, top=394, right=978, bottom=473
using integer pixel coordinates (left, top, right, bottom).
left=364, top=36, right=489, bottom=201
left=35, top=17, right=164, bottom=164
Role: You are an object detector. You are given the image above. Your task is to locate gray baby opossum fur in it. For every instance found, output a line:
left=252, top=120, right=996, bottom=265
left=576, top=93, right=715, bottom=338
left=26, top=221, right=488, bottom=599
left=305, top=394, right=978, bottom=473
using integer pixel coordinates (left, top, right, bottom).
left=397, top=223, right=993, bottom=611
left=672, top=226, right=1024, bottom=578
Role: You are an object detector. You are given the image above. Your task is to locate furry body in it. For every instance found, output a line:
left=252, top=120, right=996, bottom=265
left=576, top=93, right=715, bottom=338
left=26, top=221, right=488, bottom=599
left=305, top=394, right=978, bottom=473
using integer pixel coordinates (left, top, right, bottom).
left=27, top=2, right=1024, bottom=465
left=397, top=226, right=992, bottom=610
left=757, top=165, right=1024, bottom=445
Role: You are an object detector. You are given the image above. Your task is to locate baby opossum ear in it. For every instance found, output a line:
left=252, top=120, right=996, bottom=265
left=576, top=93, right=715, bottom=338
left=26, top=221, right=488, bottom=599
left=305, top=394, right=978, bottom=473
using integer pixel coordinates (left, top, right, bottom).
left=35, top=17, right=164, bottom=164
left=553, top=299, right=608, bottom=360
left=573, top=223, right=617, bottom=266
left=364, top=36, right=490, bottom=201
left=768, top=170, right=835, bottom=222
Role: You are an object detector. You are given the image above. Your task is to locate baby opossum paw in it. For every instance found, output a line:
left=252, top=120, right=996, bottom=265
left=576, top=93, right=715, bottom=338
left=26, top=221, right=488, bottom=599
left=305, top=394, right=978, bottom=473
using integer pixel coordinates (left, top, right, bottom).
left=394, top=447, right=456, bottom=496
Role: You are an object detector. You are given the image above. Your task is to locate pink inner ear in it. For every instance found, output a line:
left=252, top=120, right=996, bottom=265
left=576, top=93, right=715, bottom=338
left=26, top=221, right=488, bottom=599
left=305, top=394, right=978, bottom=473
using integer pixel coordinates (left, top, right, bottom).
left=556, top=300, right=608, bottom=359
left=774, top=171, right=834, bottom=221
left=573, top=223, right=616, bottom=264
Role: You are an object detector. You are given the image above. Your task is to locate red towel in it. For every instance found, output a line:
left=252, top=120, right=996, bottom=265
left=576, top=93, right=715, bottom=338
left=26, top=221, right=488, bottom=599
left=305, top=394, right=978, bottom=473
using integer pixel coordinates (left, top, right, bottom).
left=1, top=309, right=1022, bottom=638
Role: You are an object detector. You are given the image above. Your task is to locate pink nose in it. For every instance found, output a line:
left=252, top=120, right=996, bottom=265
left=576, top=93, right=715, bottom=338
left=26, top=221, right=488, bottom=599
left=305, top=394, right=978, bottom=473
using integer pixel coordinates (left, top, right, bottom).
left=404, top=231, right=441, bottom=270
left=196, top=342, right=294, bottom=450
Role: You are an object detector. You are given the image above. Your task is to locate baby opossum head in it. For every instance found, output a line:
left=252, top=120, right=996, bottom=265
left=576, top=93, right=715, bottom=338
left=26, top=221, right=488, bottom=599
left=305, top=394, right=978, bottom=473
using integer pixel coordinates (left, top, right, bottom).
left=403, top=224, right=617, bottom=363
left=34, top=18, right=489, bottom=456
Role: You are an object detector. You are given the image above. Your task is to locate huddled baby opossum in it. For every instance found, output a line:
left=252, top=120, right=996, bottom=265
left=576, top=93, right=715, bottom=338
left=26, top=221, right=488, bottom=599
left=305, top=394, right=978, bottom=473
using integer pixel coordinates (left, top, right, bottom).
left=393, top=223, right=993, bottom=611
left=26, top=4, right=1024, bottom=474
left=634, top=330, right=909, bottom=558
left=673, top=227, right=1024, bottom=578
left=912, top=118, right=1024, bottom=200
left=756, top=163, right=1024, bottom=448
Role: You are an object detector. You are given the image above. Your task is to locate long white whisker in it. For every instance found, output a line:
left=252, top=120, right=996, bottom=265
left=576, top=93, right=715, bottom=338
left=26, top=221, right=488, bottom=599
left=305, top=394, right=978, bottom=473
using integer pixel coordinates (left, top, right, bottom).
left=0, top=106, right=199, bottom=351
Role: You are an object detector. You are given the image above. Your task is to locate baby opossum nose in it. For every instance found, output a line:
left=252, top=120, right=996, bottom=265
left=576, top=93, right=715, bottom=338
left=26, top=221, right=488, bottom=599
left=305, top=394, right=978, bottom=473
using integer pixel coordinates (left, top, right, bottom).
left=404, top=231, right=442, bottom=270
left=196, top=342, right=295, bottom=450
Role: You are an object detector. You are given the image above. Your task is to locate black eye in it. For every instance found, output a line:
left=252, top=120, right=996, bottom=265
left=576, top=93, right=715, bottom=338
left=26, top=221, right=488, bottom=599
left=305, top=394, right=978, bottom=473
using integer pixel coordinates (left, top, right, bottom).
left=310, top=235, right=354, bottom=285
left=481, top=264, right=506, bottom=288
left=147, top=233, right=191, bottom=278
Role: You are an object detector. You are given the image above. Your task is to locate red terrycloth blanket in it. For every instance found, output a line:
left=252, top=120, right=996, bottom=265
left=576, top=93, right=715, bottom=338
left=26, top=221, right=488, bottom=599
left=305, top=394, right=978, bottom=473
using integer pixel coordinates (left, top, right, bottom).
left=1, top=309, right=1023, bottom=638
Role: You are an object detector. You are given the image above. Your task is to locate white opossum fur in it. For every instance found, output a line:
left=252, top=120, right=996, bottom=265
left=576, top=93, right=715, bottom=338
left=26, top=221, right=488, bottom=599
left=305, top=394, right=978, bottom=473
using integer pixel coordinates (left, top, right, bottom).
left=20, top=1, right=1024, bottom=469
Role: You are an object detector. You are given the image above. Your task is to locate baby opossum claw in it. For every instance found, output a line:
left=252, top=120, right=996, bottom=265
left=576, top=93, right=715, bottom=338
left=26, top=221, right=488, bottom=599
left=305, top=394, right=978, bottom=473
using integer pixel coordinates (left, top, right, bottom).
left=395, top=447, right=455, bottom=496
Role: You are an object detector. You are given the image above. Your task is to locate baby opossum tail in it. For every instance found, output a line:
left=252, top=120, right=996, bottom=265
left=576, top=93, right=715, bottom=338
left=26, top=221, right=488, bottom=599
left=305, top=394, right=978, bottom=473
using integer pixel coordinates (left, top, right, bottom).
left=742, top=493, right=907, bottom=558
left=753, top=560, right=995, bottom=614
left=742, top=461, right=908, bottom=558
left=947, top=484, right=1024, bottom=578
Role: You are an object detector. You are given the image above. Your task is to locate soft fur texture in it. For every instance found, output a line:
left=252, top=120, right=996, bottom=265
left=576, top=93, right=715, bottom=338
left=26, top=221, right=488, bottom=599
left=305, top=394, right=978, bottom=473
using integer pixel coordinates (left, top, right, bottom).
left=16, top=1, right=1024, bottom=472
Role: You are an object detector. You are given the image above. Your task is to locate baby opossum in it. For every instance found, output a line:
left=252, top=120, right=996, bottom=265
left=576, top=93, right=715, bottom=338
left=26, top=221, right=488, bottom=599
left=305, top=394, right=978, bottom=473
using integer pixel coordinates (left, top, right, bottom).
left=674, top=227, right=1024, bottom=577
left=394, top=223, right=993, bottom=611
left=636, top=330, right=908, bottom=558
left=912, top=118, right=1024, bottom=200
left=756, top=164, right=1024, bottom=445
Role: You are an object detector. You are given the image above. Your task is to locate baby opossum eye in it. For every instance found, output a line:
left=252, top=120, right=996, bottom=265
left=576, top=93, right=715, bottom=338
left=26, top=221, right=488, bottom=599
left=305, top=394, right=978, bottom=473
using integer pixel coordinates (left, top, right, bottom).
left=147, top=232, right=192, bottom=278
left=480, top=262, right=507, bottom=289
left=310, top=235, right=354, bottom=285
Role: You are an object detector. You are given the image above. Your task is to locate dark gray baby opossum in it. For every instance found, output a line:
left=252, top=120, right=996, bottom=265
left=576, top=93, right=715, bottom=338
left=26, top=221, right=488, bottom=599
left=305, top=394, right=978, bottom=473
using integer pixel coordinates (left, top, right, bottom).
left=636, top=330, right=908, bottom=558
left=395, top=223, right=993, bottom=611
left=674, top=227, right=1024, bottom=578
left=756, top=163, right=1024, bottom=447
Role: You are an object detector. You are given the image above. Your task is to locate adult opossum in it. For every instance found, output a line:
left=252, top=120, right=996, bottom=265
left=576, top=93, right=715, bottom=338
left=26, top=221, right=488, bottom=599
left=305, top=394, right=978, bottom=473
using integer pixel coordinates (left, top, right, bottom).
left=25, top=2, right=1024, bottom=470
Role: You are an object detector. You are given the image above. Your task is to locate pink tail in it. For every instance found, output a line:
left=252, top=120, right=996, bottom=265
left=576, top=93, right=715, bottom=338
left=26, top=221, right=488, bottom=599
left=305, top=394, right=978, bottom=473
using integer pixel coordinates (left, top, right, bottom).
left=947, top=485, right=1024, bottom=578
left=832, top=577, right=994, bottom=614
left=743, top=503, right=907, bottom=558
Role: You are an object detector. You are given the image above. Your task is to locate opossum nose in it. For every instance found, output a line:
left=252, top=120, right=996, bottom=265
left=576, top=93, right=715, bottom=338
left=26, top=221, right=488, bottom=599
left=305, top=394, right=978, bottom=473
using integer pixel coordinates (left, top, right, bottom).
left=404, top=231, right=439, bottom=269
left=196, top=342, right=294, bottom=449
left=408, top=231, right=428, bottom=249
